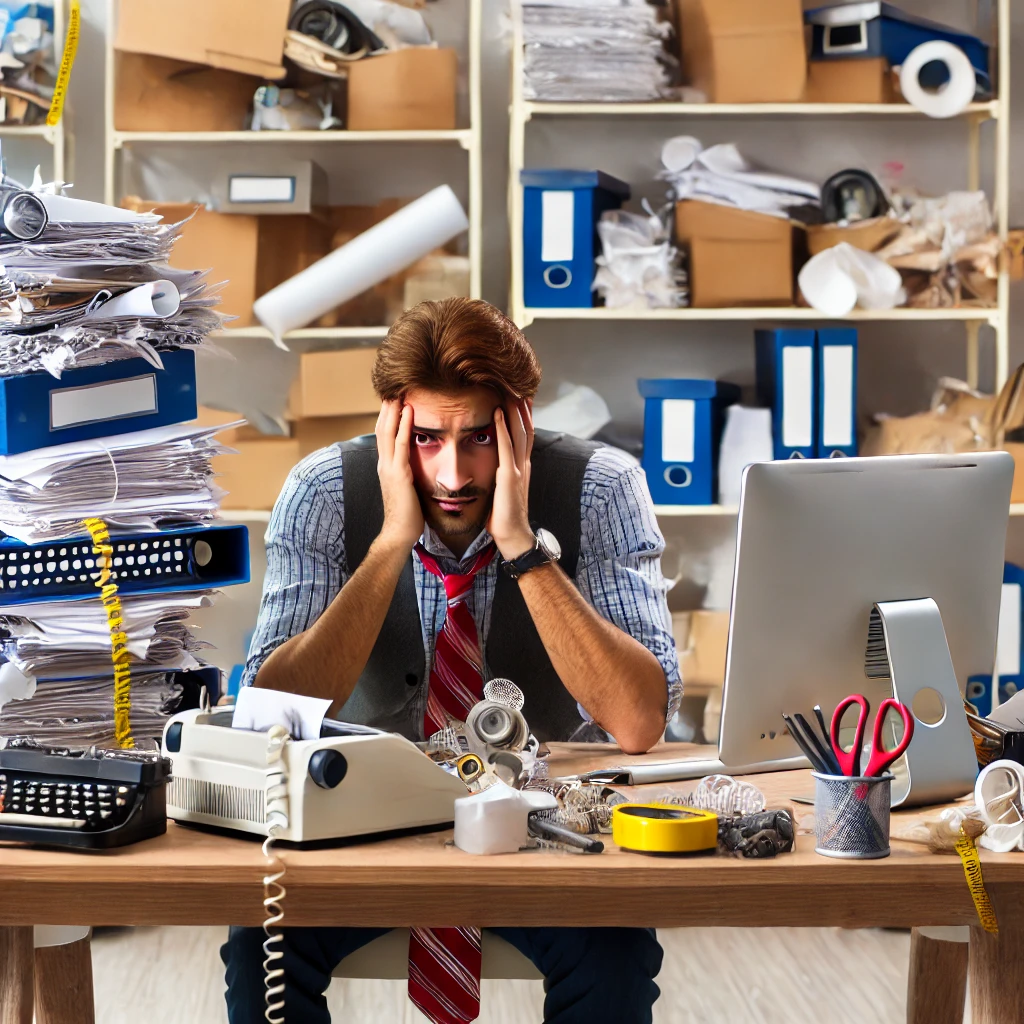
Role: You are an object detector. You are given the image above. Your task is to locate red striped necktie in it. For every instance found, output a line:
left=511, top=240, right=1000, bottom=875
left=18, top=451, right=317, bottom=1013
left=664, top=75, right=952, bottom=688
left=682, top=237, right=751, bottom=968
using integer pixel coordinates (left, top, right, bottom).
left=410, top=541, right=495, bottom=1024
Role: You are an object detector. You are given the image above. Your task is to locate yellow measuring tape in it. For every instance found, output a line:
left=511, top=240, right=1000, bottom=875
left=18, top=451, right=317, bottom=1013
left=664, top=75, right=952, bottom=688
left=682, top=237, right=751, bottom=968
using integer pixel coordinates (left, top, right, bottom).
left=955, top=826, right=998, bottom=934
left=46, top=0, right=80, bottom=128
left=612, top=804, right=718, bottom=854
left=82, top=517, right=133, bottom=749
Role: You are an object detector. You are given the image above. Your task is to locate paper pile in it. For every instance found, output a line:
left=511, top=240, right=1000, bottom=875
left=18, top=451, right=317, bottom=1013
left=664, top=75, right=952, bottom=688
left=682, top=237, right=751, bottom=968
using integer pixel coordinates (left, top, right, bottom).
left=0, top=1, right=56, bottom=126
left=521, top=0, right=675, bottom=103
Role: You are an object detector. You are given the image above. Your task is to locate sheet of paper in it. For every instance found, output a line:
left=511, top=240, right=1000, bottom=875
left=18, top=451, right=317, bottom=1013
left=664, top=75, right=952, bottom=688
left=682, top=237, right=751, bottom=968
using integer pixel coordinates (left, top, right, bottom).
left=232, top=686, right=332, bottom=741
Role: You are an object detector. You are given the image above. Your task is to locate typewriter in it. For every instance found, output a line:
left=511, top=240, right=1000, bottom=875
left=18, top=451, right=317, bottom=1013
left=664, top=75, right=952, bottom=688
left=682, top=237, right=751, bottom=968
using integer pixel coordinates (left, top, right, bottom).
left=0, top=739, right=171, bottom=849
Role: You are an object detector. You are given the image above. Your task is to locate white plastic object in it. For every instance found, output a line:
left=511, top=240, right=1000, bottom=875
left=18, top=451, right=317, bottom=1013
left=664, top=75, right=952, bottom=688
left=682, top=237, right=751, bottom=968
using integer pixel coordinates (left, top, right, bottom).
left=717, top=406, right=773, bottom=507
left=798, top=242, right=905, bottom=316
left=899, top=42, right=977, bottom=119
left=454, top=784, right=558, bottom=855
left=975, top=759, right=1024, bottom=852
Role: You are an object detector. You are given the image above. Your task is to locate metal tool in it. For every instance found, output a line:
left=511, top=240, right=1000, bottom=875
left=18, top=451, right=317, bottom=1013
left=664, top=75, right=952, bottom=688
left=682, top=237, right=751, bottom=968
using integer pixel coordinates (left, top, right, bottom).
left=830, top=694, right=915, bottom=778
left=528, top=812, right=604, bottom=854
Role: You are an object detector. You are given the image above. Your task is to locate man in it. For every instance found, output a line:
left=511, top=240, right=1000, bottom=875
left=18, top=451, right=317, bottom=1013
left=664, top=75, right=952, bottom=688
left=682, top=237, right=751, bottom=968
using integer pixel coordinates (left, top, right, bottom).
left=223, top=298, right=681, bottom=1024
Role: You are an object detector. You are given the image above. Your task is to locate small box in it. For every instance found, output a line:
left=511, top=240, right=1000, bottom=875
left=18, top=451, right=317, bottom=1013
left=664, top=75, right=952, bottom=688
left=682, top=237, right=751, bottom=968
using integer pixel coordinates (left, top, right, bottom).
left=215, top=439, right=302, bottom=511
left=289, top=349, right=380, bottom=419
left=403, top=255, right=471, bottom=309
left=805, top=215, right=900, bottom=257
left=675, top=201, right=797, bottom=308
left=639, top=379, right=741, bottom=505
left=678, top=610, right=730, bottom=690
left=347, top=48, right=458, bottom=131
left=293, top=415, right=379, bottom=456
left=675, top=0, right=807, bottom=104
left=521, top=169, right=630, bottom=309
left=804, top=57, right=898, bottom=104
left=113, top=52, right=259, bottom=132
left=217, top=162, right=328, bottom=216
left=115, top=0, right=290, bottom=78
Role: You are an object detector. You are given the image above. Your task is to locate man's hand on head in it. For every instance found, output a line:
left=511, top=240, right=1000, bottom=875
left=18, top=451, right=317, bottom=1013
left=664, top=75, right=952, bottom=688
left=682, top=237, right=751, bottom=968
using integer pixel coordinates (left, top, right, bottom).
left=487, top=399, right=536, bottom=561
left=375, top=399, right=424, bottom=551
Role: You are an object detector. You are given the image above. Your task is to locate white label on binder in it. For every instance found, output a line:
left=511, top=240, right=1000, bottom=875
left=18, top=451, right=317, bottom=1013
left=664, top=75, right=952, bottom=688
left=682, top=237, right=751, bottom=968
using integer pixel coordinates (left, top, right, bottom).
left=995, top=582, right=1021, bottom=678
left=50, top=375, right=158, bottom=430
left=822, top=345, right=854, bottom=448
left=541, top=191, right=574, bottom=263
left=781, top=347, right=813, bottom=449
left=661, top=399, right=695, bottom=464
left=229, top=175, right=296, bottom=204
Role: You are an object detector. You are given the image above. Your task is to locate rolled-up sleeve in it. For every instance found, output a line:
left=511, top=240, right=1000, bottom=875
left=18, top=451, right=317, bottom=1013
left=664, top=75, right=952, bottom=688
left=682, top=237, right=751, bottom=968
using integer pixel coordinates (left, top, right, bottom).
left=240, top=447, right=346, bottom=687
left=576, top=446, right=682, bottom=723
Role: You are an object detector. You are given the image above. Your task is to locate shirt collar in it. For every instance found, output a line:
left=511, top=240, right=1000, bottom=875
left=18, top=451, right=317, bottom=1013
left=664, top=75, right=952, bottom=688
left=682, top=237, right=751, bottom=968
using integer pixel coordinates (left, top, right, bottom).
left=420, top=522, right=495, bottom=566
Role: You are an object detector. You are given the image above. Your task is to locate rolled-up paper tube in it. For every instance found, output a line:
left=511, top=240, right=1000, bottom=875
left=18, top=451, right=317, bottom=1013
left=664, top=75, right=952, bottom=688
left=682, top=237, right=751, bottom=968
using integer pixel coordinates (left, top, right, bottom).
left=253, top=184, right=469, bottom=343
left=899, top=41, right=977, bottom=119
left=82, top=280, right=181, bottom=321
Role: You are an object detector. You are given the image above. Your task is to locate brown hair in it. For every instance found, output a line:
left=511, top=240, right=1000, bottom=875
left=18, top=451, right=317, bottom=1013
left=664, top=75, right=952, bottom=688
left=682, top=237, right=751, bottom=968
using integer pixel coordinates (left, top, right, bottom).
left=372, top=298, right=541, bottom=401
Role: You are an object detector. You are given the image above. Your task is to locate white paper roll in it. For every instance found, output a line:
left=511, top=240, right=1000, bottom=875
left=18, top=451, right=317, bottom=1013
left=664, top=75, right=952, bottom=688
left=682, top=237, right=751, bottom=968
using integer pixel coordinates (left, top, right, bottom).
left=253, top=184, right=469, bottom=343
left=899, top=41, right=977, bottom=119
left=82, top=280, right=181, bottom=321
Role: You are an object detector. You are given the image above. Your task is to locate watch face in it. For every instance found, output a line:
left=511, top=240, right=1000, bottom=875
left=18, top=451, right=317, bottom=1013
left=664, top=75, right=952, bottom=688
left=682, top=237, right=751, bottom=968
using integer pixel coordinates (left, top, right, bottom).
left=535, top=528, right=561, bottom=562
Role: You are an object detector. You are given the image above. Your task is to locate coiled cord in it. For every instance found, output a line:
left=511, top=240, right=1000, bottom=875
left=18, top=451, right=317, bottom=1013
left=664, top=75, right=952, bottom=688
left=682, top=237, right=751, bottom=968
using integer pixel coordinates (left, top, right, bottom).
left=262, top=725, right=291, bottom=1024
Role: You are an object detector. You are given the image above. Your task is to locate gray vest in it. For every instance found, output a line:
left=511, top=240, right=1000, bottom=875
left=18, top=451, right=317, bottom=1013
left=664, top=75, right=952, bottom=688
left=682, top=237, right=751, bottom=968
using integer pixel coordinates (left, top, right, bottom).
left=335, top=429, right=599, bottom=742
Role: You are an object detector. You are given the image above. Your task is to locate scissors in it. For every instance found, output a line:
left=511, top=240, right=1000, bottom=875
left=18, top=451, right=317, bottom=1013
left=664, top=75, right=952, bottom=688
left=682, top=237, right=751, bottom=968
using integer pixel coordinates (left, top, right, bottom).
left=830, top=694, right=915, bottom=777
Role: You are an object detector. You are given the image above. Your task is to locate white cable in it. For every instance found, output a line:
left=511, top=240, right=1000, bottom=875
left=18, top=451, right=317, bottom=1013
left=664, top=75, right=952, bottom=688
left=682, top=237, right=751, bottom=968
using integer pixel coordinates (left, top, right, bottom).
left=262, top=725, right=291, bottom=1024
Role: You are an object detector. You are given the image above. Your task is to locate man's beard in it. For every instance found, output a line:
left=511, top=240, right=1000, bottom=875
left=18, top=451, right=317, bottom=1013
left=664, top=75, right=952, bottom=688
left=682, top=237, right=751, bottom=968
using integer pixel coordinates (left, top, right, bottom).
left=419, top=485, right=493, bottom=539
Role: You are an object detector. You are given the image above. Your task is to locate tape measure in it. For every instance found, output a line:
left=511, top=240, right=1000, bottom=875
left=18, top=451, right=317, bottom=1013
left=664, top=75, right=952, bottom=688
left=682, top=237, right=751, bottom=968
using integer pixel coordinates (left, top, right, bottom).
left=612, top=803, right=718, bottom=854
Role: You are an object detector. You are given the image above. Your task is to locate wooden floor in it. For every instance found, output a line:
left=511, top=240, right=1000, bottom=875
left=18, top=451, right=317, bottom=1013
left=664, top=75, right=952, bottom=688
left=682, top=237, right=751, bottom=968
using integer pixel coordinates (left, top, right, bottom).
left=87, top=925, right=970, bottom=1023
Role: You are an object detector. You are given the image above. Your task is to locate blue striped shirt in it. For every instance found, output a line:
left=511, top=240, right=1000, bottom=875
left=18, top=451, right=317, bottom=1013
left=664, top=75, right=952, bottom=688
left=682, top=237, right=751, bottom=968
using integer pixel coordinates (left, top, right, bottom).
left=241, top=443, right=682, bottom=729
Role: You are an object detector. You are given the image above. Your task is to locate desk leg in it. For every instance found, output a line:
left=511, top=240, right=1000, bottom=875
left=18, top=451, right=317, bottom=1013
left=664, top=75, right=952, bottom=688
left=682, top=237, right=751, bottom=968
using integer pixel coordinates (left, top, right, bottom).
left=970, top=923, right=1024, bottom=1022
left=907, top=928, right=967, bottom=1024
left=0, top=926, right=34, bottom=1024
left=35, top=935, right=95, bottom=1024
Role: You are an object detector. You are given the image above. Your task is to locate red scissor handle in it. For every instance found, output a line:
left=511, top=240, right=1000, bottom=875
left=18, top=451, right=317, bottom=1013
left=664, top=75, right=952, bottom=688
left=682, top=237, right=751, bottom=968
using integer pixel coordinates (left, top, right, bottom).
left=864, top=698, right=915, bottom=778
left=830, top=694, right=870, bottom=777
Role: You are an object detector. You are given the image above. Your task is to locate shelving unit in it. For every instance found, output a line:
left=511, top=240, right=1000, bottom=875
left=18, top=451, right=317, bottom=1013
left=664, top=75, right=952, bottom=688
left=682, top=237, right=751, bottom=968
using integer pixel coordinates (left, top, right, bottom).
left=507, top=0, right=1011, bottom=389
left=102, top=0, right=484, bottom=302
left=654, top=504, right=1024, bottom=518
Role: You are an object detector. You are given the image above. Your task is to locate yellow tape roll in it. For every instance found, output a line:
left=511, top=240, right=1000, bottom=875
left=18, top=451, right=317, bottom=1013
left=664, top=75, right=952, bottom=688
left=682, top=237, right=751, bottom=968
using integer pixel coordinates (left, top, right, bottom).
left=612, top=803, right=718, bottom=854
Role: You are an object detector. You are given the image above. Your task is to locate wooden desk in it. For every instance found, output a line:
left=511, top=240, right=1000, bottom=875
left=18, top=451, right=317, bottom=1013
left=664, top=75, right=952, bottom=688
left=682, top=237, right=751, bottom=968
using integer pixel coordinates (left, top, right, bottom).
left=1, top=743, right=1022, bottom=1021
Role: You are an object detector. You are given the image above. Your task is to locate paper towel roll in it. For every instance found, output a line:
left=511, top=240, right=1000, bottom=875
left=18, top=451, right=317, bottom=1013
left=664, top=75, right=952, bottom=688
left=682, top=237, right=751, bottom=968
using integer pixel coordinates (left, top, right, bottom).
left=253, top=184, right=469, bottom=343
left=899, top=42, right=977, bottom=119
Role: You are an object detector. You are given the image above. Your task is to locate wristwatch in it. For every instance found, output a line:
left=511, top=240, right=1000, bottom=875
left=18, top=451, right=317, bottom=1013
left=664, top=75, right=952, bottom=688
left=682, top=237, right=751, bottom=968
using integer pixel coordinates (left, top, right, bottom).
left=500, top=528, right=561, bottom=581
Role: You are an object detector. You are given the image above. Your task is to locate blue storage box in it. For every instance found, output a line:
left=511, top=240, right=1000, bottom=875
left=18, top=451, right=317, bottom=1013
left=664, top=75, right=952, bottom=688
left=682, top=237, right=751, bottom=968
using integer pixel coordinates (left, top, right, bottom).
left=639, top=379, right=741, bottom=506
left=967, top=562, right=1024, bottom=715
left=0, top=348, right=198, bottom=455
left=805, top=3, right=989, bottom=89
left=521, top=169, right=630, bottom=308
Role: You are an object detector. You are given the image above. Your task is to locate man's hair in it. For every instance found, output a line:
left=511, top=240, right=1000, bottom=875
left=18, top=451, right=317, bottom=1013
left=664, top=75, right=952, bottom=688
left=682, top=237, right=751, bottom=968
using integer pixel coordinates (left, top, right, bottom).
left=372, top=298, right=541, bottom=401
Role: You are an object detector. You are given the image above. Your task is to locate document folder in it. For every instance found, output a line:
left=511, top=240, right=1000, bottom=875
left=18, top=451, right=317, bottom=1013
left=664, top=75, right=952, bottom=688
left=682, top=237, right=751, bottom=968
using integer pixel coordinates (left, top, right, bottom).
left=0, top=349, right=198, bottom=455
left=755, top=328, right=817, bottom=460
left=0, top=524, right=249, bottom=604
left=816, top=328, right=858, bottom=458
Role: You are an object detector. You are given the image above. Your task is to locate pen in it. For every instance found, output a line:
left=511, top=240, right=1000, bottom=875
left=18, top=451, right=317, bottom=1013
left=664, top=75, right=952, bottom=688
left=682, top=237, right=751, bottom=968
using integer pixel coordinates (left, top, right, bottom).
left=782, top=713, right=829, bottom=773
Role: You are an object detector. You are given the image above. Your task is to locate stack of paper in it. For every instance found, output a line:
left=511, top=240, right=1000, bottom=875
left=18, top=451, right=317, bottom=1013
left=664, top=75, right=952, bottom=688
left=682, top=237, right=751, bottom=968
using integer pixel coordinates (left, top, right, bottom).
left=521, top=1, right=675, bottom=103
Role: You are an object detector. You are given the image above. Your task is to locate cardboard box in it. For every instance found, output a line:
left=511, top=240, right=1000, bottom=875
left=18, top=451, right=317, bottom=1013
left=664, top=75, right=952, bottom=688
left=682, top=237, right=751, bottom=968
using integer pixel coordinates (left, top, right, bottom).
left=255, top=214, right=335, bottom=303
left=115, top=0, right=290, bottom=78
left=403, top=254, right=471, bottom=309
left=677, top=610, right=730, bottom=689
left=675, top=0, right=807, bottom=103
left=804, top=57, right=898, bottom=105
left=194, top=405, right=268, bottom=445
left=806, top=216, right=901, bottom=258
left=289, top=349, right=380, bottom=419
left=113, top=52, right=259, bottom=132
left=347, top=48, right=458, bottom=131
left=293, top=415, right=379, bottom=456
left=123, top=197, right=261, bottom=325
left=675, top=201, right=796, bottom=307
left=215, top=439, right=302, bottom=511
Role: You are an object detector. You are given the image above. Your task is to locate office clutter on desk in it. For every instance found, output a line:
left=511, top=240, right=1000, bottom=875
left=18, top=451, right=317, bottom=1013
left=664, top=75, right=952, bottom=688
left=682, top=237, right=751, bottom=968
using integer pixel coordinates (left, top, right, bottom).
left=0, top=2, right=58, bottom=126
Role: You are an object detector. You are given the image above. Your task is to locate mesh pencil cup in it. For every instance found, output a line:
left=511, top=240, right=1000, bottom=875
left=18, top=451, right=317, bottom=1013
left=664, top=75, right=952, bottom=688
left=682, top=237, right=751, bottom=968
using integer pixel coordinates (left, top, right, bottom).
left=813, top=772, right=893, bottom=860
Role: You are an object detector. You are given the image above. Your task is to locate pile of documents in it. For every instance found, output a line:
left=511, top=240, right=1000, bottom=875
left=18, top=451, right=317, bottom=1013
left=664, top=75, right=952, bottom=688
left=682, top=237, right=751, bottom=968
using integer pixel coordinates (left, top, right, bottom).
left=660, top=137, right=821, bottom=221
left=0, top=1, right=56, bottom=126
left=521, top=0, right=675, bottom=103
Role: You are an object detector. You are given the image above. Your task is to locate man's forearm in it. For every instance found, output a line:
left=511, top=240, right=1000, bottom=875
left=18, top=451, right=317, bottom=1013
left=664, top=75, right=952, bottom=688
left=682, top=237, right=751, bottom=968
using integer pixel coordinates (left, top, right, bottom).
left=254, top=534, right=411, bottom=714
left=515, top=564, right=668, bottom=753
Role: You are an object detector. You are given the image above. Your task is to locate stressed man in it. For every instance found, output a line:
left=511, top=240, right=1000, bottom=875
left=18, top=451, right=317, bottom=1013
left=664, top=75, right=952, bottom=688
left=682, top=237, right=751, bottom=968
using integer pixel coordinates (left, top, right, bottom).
left=223, top=298, right=681, bottom=1024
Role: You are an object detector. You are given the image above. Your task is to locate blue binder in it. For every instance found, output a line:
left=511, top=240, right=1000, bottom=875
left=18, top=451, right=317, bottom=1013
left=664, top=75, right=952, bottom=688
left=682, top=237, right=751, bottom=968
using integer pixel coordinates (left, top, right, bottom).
left=0, top=524, right=250, bottom=604
left=816, top=328, right=858, bottom=458
left=969, top=562, right=1024, bottom=715
left=755, top=329, right=817, bottom=460
left=0, top=348, right=197, bottom=455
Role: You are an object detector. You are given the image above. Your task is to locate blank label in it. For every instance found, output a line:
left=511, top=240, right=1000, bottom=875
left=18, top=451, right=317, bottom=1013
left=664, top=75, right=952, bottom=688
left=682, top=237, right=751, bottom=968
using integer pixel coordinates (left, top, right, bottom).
left=996, top=582, right=1021, bottom=678
left=51, top=375, right=158, bottom=430
left=661, top=399, right=695, bottom=464
left=822, top=345, right=854, bottom=448
left=541, top=191, right=574, bottom=263
left=782, top=347, right=813, bottom=449
left=229, top=176, right=296, bottom=204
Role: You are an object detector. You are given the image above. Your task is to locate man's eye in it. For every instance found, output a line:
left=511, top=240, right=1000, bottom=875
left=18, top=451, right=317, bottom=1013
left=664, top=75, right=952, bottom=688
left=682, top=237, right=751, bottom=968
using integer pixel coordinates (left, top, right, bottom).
left=472, top=432, right=493, bottom=445
left=413, top=433, right=436, bottom=446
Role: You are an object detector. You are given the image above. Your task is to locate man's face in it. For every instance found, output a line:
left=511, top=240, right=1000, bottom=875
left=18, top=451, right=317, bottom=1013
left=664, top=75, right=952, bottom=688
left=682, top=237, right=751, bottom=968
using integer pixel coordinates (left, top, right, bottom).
left=406, top=386, right=502, bottom=544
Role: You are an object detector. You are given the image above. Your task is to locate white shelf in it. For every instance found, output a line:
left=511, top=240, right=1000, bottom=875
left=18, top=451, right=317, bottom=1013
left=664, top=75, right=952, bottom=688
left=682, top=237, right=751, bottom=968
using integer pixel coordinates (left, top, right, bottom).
left=0, top=124, right=59, bottom=141
left=523, top=100, right=1000, bottom=119
left=655, top=505, right=737, bottom=517
left=221, top=510, right=273, bottom=523
left=520, top=306, right=999, bottom=326
left=113, top=129, right=474, bottom=148
left=213, top=326, right=390, bottom=342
